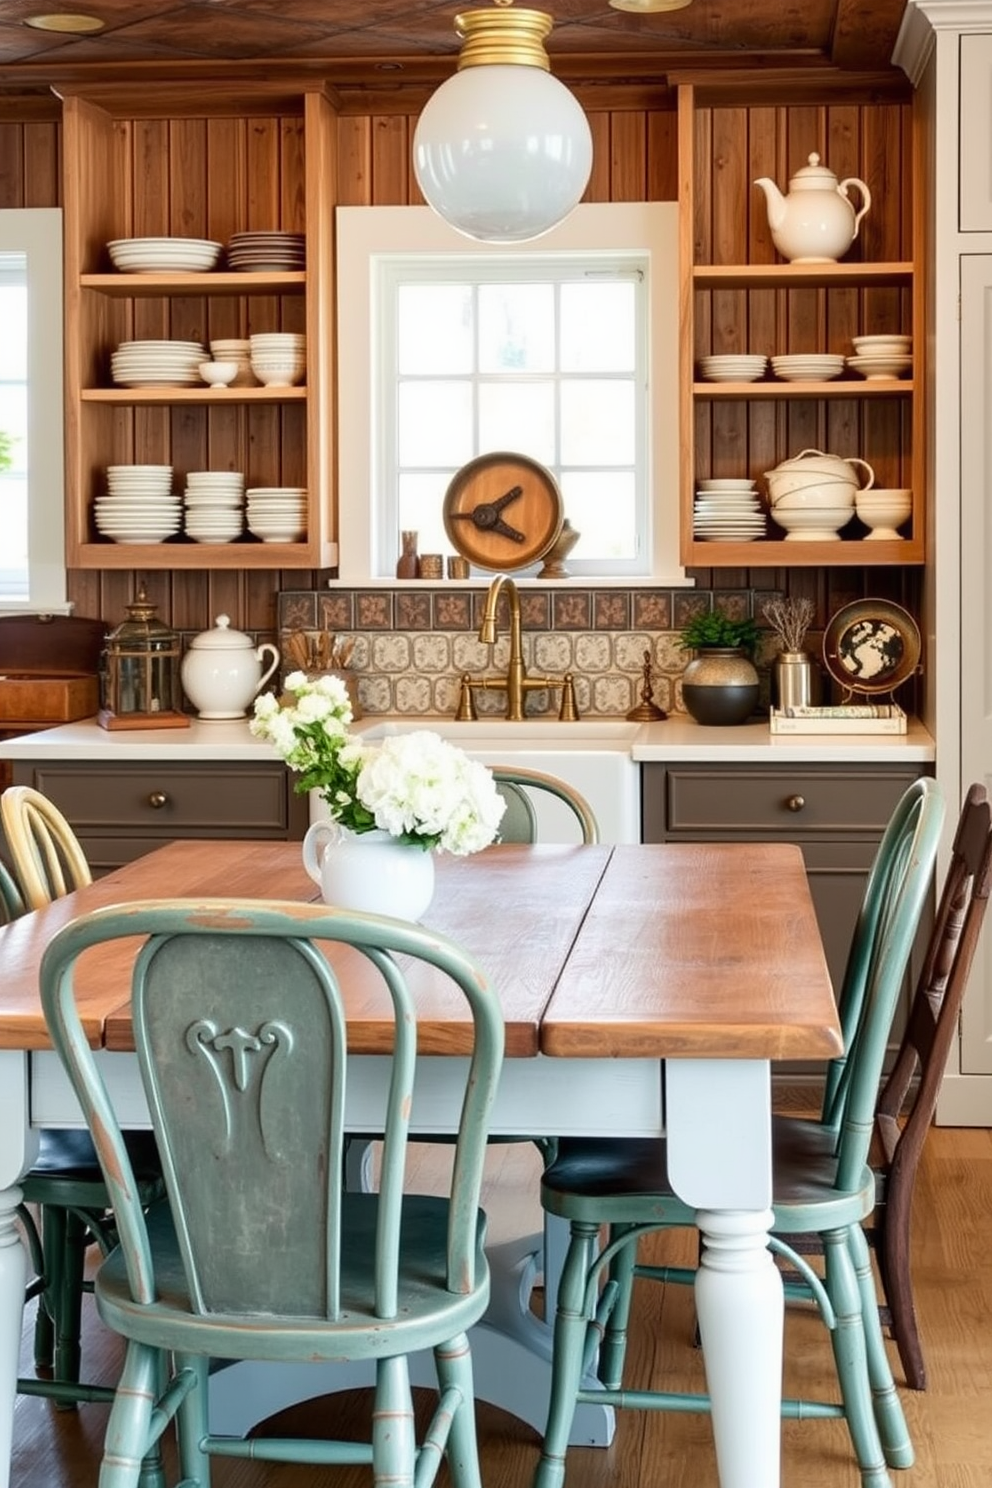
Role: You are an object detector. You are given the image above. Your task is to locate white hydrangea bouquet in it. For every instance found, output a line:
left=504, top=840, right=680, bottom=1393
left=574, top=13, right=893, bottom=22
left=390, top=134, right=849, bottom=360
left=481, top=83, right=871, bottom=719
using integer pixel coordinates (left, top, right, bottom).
left=250, top=672, right=505, bottom=855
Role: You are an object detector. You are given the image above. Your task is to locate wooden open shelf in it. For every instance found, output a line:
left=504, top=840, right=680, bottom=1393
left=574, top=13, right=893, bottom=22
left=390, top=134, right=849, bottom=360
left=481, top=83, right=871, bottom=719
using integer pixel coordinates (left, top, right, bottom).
left=81, top=386, right=307, bottom=405
left=81, top=271, right=306, bottom=297
left=693, top=379, right=913, bottom=398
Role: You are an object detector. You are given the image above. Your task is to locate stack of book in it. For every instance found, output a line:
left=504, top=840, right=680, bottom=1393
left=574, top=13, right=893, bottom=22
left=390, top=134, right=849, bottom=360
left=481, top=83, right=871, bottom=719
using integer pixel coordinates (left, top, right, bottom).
left=769, top=703, right=907, bottom=735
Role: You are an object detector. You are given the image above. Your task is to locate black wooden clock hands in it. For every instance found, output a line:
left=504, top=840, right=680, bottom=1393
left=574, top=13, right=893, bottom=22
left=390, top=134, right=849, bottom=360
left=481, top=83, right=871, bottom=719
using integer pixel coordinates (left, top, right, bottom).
left=449, top=485, right=526, bottom=541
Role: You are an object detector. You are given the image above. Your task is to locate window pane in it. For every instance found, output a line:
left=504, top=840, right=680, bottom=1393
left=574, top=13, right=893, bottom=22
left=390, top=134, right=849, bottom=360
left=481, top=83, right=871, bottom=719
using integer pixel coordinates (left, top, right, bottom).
left=398, top=381, right=473, bottom=465
left=561, top=282, right=636, bottom=372
left=0, top=283, right=26, bottom=378
left=479, top=283, right=554, bottom=372
left=398, top=472, right=452, bottom=556
left=398, top=285, right=472, bottom=373
left=560, top=381, right=635, bottom=465
left=478, top=381, right=555, bottom=461
left=560, top=472, right=637, bottom=559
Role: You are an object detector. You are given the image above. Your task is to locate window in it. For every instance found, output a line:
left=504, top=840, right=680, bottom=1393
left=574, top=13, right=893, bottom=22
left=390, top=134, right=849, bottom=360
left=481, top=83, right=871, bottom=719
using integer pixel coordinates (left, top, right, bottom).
left=336, top=204, right=681, bottom=583
left=0, top=208, right=66, bottom=613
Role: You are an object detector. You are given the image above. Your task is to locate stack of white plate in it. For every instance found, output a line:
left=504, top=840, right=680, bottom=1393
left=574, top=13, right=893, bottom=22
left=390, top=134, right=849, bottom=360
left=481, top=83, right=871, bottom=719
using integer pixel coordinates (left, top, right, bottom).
left=209, top=338, right=253, bottom=386
left=95, top=464, right=181, bottom=543
left=246, top=487, right=307, bottom=543
left=227, top=231, right=306, bottom=271
left=846, top=351, right=913, bottom=380
left=693, top=480, right=766, bottom=542
left=111, top=340, right=207, bottom=387
left=698, top=354, right=768, bottom=383
left=852, top=333, right=912, bottom=357
left=183, top=471, right=245, bottom=544
left=249, top=332, right=306, bottom=387
left=106, top=237, right=222, bottom=273
left=770, top=353, right=846, bottom=382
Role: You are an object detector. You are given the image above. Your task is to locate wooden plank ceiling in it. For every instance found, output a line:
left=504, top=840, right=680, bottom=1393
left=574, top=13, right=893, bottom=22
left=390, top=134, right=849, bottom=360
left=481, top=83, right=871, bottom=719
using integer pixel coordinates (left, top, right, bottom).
left=0, top=0, right=910, bottom=80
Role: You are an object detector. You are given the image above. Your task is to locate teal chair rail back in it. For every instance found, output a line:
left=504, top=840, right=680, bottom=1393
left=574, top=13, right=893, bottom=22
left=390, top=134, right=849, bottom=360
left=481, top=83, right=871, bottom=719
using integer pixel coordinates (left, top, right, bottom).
left=532, top=776, right=945, bottom=1488
left=39, top=897, right=505, bottom=1488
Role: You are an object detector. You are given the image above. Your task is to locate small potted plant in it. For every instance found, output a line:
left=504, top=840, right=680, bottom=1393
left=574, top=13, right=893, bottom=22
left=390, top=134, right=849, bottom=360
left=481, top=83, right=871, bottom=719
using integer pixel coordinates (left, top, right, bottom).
left=677, top=606, right=761, bottom=726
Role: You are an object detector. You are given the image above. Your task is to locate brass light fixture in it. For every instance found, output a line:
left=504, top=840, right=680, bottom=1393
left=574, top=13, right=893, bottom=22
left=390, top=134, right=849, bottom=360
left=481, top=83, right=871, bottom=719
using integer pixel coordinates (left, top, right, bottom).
left=413, top=0, right=593, bottom=243
left=98, top=586, right=189, bottom=731
left=609, top=0, right=692, bottom=11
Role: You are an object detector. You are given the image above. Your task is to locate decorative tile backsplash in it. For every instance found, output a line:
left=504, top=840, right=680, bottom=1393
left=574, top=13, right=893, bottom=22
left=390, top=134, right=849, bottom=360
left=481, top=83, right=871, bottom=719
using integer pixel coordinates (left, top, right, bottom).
left=276, top=586, right=790, bottom=720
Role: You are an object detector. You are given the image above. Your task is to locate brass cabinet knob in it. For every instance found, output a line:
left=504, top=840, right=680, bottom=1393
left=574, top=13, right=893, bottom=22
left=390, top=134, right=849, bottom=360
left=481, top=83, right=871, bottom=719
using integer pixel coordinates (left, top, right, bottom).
left=148, top=791, right=169, bottom=809
left=785, top=794, right=806, bottom=813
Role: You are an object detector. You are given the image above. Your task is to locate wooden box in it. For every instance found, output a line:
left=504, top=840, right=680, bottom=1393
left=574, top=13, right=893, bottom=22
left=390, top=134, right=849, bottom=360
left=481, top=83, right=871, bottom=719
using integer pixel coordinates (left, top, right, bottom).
left=0, top=672, right=100, bottom=727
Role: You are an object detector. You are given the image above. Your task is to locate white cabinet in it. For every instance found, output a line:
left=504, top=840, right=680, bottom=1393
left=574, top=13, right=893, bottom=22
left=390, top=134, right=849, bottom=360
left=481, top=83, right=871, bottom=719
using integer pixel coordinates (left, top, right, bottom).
left=957, top=255, right=992, bottom=1074
left=960, top=36, right=992, bottom=230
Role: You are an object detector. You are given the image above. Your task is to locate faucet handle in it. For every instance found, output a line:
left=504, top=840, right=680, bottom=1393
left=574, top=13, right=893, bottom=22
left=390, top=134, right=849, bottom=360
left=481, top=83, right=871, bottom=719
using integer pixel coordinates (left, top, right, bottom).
left=558, top=673, right=580, bottom=722
left=455, top=674, right=479, bottom=721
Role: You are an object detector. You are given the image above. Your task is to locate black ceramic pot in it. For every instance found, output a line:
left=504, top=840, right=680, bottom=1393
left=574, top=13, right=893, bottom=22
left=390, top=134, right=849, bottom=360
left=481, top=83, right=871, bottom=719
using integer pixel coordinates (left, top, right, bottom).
left=681, top=646, right=760, bottom=726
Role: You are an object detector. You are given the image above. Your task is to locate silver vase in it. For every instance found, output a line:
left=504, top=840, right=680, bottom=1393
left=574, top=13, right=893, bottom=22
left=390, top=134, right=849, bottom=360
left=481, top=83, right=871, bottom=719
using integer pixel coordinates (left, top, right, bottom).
left=773, top=650, right=819, bottom=711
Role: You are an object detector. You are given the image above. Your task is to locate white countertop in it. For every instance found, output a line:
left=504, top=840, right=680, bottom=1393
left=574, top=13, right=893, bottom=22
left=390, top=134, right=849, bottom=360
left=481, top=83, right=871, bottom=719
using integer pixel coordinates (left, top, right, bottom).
left=1, top=714, right=936, bottom=765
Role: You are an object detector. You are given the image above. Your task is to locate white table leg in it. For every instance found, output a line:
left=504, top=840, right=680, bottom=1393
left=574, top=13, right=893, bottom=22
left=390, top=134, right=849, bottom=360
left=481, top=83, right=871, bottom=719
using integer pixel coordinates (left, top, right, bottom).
left=695, top=1206, right=783, bottom=1488
left=664, top=1058, right=781, bottom=1488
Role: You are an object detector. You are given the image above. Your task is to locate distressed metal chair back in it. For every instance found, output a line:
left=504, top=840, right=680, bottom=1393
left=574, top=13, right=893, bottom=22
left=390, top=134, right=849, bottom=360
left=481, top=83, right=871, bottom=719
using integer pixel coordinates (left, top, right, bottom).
left=40, top=898, right=504, bottom=1486
left=1, top=784, right=92, bottom=910
left=491, top=767, right=599, bottom=845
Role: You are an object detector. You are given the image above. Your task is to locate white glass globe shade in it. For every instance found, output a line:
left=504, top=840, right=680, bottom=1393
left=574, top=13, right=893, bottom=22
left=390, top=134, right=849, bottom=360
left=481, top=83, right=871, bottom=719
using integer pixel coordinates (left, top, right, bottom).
left=413, top=64, right=593, bottom=243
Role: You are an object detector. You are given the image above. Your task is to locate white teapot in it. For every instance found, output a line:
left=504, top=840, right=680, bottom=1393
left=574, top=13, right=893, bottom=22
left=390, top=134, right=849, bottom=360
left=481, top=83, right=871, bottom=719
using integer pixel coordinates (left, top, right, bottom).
left=754, top=153, right=871, bottom=264
left=180, top=614, right=280, bottom=720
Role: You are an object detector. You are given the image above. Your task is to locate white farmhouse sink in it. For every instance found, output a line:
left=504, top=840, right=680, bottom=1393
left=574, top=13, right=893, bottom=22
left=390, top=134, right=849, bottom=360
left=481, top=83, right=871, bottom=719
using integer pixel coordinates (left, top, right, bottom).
left=322, top=716, right=644, bottom=844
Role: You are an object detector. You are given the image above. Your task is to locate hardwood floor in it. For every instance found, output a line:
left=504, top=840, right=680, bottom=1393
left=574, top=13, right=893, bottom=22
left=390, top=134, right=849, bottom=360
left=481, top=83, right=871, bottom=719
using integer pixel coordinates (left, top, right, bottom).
left=13, top=1124, right=992, bottom=1488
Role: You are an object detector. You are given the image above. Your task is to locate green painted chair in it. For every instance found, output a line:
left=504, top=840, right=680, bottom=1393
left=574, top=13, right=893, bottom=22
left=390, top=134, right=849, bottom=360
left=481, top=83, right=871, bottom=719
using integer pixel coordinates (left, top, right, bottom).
left=2, top=794, right=164, bottom=1409
left=532, top=775, right=945, bottom=1488
left=39, top=896, right=505, bottom=1488
left=491, top=767, right=600, bottom=847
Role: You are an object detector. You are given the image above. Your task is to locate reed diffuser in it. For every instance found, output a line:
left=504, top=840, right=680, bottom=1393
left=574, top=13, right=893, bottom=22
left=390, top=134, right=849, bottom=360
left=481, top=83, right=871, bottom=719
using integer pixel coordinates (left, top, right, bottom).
left=762, top=597, right=818, bottom=711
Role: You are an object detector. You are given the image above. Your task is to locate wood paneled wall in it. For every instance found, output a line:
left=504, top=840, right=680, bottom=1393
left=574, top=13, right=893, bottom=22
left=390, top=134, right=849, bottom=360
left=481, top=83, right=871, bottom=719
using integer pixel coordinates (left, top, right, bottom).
left=0, top=88, right=918, bottom=641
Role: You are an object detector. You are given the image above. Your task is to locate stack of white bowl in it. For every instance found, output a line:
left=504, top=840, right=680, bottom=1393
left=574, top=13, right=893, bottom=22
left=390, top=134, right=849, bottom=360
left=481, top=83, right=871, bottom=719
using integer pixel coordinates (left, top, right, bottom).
left=246, top=487, right=307, bottom=543
left=698, top=354, right=768, bottom=383
left=770, top=353, right=845, bottom=382
left=847, top=333, right=912, bottom=380
left=209, top=338, right=253, bottom=386
left=693, top=478, right=767, bottom=542
left=111, top=339, right=207, bottom=387
left=183, top=471, right=245, bottom=544
left=855, top=487, right=912, bottom=541
left=249, top=333, right=306, bottom=387
left=95, top=464, right=181, bottom=544
left=106, top=237, right=222, bottom=273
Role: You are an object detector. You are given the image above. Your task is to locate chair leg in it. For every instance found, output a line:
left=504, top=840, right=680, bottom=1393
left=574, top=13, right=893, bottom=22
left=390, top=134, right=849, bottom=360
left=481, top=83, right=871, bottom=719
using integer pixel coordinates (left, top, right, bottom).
left=433, top=1333, right=481, bottom=1488
left=174, top=1352, right=210, bottom=1488
left=821, top=1230, right=893, bottom=1488
left=34, top=1204, right=66, bottom=1373
left=533, top=1219, right=601, bottom=1488
left=373, top=1353, right=416, bottom=1488
left=849, top=1224, right=914, bottom=1468
left=53, top=1209, right=90, bottom=1399
left=877, top=1193, right=927, bottom=1390
left=596, top=1226, right=637, bottom=1389
left=99, top=1341, right=160, bottom=1488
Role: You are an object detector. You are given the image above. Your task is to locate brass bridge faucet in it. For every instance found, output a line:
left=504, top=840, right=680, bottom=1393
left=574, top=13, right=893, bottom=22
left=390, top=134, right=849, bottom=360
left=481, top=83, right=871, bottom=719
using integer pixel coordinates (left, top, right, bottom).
left=455, top=573, right=579, bottom=722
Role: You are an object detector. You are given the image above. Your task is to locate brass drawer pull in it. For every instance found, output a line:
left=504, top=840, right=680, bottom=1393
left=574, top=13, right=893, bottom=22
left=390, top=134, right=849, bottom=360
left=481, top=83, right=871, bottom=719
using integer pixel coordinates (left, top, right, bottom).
left=148, top=792, right=169, bottom=810
left=786, top=794, right=806, bottom=813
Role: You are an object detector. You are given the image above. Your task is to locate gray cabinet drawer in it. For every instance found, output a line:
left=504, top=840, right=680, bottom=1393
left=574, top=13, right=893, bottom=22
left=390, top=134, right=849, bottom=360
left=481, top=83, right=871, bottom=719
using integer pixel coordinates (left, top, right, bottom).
left=14, top=761, right=307, bottom=842
left=657, top=765, right=922, bottom=838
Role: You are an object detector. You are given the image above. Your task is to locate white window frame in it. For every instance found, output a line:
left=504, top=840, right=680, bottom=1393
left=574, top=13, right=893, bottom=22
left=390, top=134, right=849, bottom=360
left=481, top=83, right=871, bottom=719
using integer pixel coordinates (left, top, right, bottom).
left=335, top=203, right=684, bottom=586
left=0, top=208, right=66, bottom=614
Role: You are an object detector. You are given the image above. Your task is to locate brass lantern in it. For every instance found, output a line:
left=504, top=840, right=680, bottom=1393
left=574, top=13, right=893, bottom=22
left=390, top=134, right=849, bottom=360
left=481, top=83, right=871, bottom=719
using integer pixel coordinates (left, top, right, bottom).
left=98, top=586, right=190, bottom=730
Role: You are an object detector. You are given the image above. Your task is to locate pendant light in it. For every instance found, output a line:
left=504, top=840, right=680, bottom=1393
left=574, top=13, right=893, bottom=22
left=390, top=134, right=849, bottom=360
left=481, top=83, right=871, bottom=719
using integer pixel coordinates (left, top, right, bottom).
left=412, top=0, right=593, bottom=244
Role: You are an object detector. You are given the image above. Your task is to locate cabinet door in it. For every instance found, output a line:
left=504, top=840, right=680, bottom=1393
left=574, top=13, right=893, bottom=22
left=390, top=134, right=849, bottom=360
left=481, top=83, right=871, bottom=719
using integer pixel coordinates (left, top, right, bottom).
left=958, top=256, right=992, bottom=1073
left=960, top=36, right=992, bottom=231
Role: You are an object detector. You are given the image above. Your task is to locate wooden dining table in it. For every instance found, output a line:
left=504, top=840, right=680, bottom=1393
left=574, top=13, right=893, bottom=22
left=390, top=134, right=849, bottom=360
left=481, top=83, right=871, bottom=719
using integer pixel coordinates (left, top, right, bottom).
left=0, top=838, right=840, bottom=1488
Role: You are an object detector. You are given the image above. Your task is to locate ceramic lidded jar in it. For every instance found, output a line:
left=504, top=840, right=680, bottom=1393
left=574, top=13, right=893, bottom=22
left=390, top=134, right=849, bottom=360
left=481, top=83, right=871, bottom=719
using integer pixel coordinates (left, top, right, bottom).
left=180, top=614, right=280, bottom=720
left=753, top=153, right=871, bottom=265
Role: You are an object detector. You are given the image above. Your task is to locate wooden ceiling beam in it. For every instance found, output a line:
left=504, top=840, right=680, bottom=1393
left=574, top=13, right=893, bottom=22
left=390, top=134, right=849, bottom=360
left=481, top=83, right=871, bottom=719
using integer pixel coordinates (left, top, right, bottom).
left=830, top=0, right=908, bottom=70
